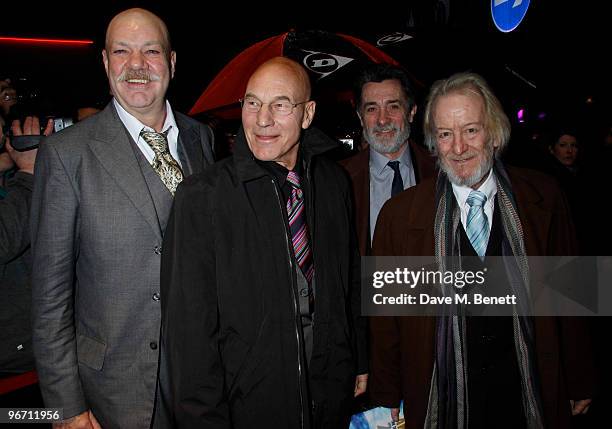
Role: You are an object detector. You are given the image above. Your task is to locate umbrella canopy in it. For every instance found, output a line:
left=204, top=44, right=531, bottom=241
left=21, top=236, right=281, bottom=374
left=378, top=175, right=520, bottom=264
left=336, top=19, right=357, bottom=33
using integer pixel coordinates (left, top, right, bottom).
left=189, top=30, right=404, bottom=118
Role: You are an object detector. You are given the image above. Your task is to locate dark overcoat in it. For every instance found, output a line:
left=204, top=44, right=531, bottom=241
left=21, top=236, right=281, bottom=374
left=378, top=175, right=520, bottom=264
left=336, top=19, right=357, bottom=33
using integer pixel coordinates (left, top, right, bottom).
left=161, top=127, right=367, bottom=428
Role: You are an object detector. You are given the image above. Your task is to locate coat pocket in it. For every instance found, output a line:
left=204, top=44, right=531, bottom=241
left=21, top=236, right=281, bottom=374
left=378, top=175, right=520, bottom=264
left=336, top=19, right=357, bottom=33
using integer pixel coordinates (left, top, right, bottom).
left=221, top=316, right=270, bottom=400
left=76, top=333, right=107, bottom=370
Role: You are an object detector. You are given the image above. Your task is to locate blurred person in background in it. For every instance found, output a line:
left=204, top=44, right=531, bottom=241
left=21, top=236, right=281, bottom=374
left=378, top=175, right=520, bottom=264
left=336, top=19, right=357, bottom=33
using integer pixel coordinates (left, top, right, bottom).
left=1, top=79, right=18, bottom=183
left=1, top=116, right=52, bottom=409
left=549, top=130, right=579, bottom=172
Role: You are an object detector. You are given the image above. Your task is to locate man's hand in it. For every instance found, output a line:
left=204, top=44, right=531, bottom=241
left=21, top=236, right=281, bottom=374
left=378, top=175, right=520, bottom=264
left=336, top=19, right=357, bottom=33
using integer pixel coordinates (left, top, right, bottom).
left=570, top=398, right=592, bottom=415
left=354, top=373, right=368, bottom=397
left=53, top=410, right=101, bottom=429
left=6, top=117, right=53, bottom=174
left=390, top=407, right=400, bottom=422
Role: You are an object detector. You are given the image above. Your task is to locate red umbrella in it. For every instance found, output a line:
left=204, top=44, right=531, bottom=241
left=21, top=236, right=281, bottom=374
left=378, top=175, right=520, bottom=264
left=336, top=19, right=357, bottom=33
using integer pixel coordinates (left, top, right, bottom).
left=189, top=30, right=407, bottom=118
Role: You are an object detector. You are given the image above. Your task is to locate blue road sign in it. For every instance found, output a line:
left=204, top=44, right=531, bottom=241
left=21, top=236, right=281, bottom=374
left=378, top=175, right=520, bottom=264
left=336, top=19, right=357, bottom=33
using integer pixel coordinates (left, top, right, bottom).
left=491, top=0, right=531, bottom=33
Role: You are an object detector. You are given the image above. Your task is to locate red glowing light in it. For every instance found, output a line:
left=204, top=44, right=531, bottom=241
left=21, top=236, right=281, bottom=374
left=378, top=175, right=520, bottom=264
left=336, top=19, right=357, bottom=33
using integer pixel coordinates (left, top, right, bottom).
left=0, top=37, right=94, bottom=46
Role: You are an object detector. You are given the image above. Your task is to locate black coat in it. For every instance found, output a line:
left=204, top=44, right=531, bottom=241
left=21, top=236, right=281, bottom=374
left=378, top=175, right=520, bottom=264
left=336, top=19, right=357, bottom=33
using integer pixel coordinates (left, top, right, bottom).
left=161, top=127, right=366, bottom=429
left=1, top=172, right=35, bottom=374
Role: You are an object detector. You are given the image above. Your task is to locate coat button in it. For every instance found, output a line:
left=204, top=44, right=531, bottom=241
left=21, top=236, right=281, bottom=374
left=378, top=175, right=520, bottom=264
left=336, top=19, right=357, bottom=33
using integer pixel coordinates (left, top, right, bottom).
left=154, top=245, right=162, bottom=255
left=299, top=288, right=310, bottom=297
left=152, top=293, right=160, bottom=301
left=150, top=341, right=158, bottom=350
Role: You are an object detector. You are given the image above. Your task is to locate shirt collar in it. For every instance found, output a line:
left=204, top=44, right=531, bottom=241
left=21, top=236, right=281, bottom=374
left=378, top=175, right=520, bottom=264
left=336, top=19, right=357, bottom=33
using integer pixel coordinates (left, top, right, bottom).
left=255, top=146, right=303, bottom=188
left=113, top=98, right=177, bottom=142
left=369, top=142, right=413, bottom=175
left=451, top=168, right=497, bottom=208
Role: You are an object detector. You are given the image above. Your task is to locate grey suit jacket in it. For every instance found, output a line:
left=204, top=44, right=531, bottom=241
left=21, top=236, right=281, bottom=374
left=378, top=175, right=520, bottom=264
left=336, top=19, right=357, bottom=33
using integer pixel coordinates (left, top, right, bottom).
left=30, top=102, right=214, bottom=428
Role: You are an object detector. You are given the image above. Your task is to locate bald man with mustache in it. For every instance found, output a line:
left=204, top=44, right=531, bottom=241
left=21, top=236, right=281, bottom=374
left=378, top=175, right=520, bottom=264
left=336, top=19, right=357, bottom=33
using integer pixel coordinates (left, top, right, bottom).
left=30, top=8, right=214, bottom=428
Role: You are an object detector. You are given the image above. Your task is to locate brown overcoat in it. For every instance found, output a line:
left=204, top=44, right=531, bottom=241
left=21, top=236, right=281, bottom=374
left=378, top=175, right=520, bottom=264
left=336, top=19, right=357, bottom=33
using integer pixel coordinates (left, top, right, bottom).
left=370, top=166, right=594, bottom=428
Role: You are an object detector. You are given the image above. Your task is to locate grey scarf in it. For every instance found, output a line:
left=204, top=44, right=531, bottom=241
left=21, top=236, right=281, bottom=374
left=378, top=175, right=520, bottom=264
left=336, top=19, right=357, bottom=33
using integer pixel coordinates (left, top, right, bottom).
left=425, top=161, right=544, bottom=429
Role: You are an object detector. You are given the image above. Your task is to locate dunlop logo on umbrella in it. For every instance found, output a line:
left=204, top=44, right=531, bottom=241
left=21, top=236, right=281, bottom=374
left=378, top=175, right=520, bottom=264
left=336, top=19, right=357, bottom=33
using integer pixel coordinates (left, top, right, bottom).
left=376, top=32, right=413, bottom=47
left=301, top=50, right=354, bottom=79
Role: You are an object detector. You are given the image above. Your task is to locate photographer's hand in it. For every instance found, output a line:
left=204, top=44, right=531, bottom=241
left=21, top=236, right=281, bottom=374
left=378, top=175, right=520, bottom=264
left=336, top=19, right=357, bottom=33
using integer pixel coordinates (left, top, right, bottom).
left=6, top=117, right=54, bottom=174
left=13, top=116, right=54, bottom=137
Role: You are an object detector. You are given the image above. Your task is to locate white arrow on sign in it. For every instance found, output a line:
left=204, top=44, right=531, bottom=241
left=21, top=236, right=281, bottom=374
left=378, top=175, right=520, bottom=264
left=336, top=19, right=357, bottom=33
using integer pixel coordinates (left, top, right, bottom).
left=494, top=0, right=522, bottom=7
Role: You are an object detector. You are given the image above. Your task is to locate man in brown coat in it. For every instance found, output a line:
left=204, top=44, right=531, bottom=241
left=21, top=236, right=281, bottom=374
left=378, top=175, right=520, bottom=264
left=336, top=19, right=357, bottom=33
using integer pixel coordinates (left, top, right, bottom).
left=370, top=72, right=593, bottom=428
left=341, top=64, right=435, bottom=256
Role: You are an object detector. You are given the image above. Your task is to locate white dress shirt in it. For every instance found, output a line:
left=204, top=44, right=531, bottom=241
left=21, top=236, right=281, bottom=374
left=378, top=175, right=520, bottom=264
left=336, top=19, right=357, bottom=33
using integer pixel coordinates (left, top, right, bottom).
left=113, top=98, right=182, bottom=168
left=451, top=169, right=497, bottom=236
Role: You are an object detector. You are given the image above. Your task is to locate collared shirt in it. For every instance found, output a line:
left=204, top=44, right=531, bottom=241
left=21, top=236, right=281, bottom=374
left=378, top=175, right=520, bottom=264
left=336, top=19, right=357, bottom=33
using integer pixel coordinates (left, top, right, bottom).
left=369, top=144, right=416, bottom=241
left=256, top=149, right=307, bottom=210
left=452, top=169, right=497, bottom=236
left=113, top=98, right=182, bottom=168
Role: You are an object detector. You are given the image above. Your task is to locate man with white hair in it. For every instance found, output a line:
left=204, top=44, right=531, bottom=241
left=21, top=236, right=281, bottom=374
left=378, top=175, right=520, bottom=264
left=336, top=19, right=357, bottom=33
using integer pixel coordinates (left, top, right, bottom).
left=369, top=72, right=594, bottom=428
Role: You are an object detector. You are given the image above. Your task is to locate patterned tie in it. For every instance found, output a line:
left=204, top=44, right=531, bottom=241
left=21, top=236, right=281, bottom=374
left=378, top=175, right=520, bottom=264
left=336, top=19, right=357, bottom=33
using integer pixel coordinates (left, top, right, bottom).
left=387, top=160, right=404, bottom=198
left=286, top=171, right=315, bottom=284
left=140, top=129, right=183, bottom=195
left=466, top=190, right=489, bottom=260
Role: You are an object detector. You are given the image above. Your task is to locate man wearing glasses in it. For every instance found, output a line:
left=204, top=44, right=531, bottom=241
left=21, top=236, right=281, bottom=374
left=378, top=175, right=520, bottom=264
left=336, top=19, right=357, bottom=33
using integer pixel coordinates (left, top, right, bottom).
left=342, top=64, right=435, bottom=256
left=161, top=56, right=367, bottom=428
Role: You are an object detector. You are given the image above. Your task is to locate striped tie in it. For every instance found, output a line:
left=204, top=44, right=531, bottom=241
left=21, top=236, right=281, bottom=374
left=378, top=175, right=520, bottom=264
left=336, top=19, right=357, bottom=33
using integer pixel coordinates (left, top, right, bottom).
left=286, top=171, right=315, bottom=284
left=466, top=190, right=489, bottom=260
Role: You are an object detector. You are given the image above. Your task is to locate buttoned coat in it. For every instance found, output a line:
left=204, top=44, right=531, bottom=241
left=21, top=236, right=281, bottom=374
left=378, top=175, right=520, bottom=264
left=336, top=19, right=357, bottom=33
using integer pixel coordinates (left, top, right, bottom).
left=30, top=102, right=214, bottom=428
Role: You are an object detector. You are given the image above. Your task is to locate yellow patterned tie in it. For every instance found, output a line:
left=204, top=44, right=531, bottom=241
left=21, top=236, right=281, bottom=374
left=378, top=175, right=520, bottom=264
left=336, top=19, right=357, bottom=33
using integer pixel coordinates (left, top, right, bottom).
left=140, top=129, right=183, bottom=195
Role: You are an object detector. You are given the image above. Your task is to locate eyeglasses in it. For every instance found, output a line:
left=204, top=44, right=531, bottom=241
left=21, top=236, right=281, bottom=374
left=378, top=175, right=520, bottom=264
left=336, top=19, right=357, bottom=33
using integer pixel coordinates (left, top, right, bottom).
left=240, top=97, right=309, bottom=116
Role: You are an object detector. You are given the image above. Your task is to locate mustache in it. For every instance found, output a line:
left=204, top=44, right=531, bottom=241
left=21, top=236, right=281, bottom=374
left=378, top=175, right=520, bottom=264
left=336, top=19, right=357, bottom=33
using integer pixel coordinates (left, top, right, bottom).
left=373, top=124, right=398, bottom=133
left=117, top=69, right=161, bottom=82
left=447, top=151, right=478, bottom=161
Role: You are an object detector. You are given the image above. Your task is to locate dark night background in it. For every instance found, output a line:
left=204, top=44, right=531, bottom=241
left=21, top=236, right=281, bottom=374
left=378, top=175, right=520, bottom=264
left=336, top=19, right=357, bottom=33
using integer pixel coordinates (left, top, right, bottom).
left=1, top=1, right=610, bottom=159
left=1, top=2, right=611, bottom=424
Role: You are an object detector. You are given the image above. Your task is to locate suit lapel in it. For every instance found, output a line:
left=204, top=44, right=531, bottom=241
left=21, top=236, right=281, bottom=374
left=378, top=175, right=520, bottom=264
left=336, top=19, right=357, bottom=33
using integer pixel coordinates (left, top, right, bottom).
left=409, top=139, right=437, bottom=183
left=175, top=112, right=204, bottom=177
left=87, top=103, right=162, bottom=239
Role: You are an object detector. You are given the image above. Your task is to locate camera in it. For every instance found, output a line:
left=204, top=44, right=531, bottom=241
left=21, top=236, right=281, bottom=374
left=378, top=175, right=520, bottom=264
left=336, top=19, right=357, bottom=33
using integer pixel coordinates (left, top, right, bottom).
left=7, top=77, right=76, bottom=127
left=3, top=77, right=76, bottom=151
left=52, top=117, right=74, bottom=132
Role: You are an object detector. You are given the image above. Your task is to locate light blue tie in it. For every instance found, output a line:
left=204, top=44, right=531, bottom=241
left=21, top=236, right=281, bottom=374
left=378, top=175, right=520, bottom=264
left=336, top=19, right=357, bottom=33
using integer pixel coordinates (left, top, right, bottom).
left=466, top=190, right=489, bottom=260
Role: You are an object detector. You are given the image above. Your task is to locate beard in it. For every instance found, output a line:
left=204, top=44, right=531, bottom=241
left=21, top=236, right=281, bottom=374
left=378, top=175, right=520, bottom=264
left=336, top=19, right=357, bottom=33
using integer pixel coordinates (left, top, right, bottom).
left=364, top=119, right=411, bottom=155
left=440, top=142, right=495, bottom=187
